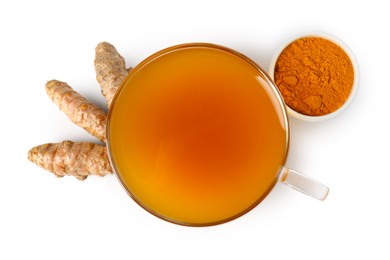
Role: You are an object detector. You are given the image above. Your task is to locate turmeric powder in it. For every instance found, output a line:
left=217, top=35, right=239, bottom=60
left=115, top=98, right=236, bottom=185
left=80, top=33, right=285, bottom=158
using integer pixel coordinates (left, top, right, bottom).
left=274, top=37, right=354, bottom=116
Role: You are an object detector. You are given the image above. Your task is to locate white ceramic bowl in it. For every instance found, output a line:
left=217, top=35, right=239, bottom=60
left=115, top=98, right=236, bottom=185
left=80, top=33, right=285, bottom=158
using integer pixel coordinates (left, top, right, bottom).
left=268, top=32, right=359, bottom=122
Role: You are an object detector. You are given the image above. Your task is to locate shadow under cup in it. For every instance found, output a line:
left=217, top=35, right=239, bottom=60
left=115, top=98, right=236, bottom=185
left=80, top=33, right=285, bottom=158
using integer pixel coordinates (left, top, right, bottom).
left=106, top=43, right=290, bottom=226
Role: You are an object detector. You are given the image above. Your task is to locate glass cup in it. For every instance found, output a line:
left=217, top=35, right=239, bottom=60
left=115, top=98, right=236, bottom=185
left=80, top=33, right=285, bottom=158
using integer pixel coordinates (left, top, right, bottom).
left=106, top=43, right=329, bottom=226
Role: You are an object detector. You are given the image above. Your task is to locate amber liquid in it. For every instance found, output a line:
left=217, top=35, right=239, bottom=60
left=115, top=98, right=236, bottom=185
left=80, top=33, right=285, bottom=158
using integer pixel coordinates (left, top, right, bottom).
left=108, top=45, right=287, bottom=225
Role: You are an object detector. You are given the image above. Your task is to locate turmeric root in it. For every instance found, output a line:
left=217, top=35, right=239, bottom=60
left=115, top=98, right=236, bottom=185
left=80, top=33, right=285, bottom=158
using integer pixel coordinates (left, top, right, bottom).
left=46, top=80, right=107, bottom=143
left=29, top=42, right=129, bottom=180
left=28, top=141, right=112, bottom=180
left=94, top=42, right=128, bottom=108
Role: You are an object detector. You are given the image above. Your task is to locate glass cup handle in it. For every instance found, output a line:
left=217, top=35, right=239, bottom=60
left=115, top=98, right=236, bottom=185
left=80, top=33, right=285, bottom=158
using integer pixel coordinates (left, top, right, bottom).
left=280, top=167, right=329, bottom=201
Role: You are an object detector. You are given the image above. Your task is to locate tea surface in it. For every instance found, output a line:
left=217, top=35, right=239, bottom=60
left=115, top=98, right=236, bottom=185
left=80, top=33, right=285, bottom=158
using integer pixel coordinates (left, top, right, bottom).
left=109, top=45, right=287, bottom=225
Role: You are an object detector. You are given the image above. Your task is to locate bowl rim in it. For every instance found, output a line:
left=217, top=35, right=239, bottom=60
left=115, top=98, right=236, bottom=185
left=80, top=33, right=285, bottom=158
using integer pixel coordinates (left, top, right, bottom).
left=268, top=31, right=360, bottom=122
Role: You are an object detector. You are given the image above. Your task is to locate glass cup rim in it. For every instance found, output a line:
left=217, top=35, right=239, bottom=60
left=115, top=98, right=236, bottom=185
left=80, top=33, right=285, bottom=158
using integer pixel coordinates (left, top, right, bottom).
left=106, top=42, right=291, bottom=226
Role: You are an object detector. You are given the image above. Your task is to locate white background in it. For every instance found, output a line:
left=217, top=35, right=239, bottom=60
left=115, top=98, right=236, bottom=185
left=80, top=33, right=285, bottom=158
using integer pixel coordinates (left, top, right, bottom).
left=0, top=1, right=388, bottom=259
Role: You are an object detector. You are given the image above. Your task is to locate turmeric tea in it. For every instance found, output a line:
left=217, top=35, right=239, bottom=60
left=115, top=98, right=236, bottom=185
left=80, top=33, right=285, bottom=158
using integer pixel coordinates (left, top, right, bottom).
left=274, top=36, right=354, bottom=116
left=108, top=45, right=287, bottom=224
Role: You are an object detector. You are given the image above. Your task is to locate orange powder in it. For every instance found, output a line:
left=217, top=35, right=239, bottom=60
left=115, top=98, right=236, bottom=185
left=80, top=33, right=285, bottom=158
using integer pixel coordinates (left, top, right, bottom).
left=274, top=37, right=354, bottom=116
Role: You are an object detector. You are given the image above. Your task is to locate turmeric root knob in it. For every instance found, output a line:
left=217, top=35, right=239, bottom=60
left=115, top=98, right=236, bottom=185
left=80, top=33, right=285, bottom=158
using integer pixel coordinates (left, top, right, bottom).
left=46, top=80, right=107, bottom=143
left=28, top=141, right=112, bottom=180
left=94, top=42, right=128, bottom=108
